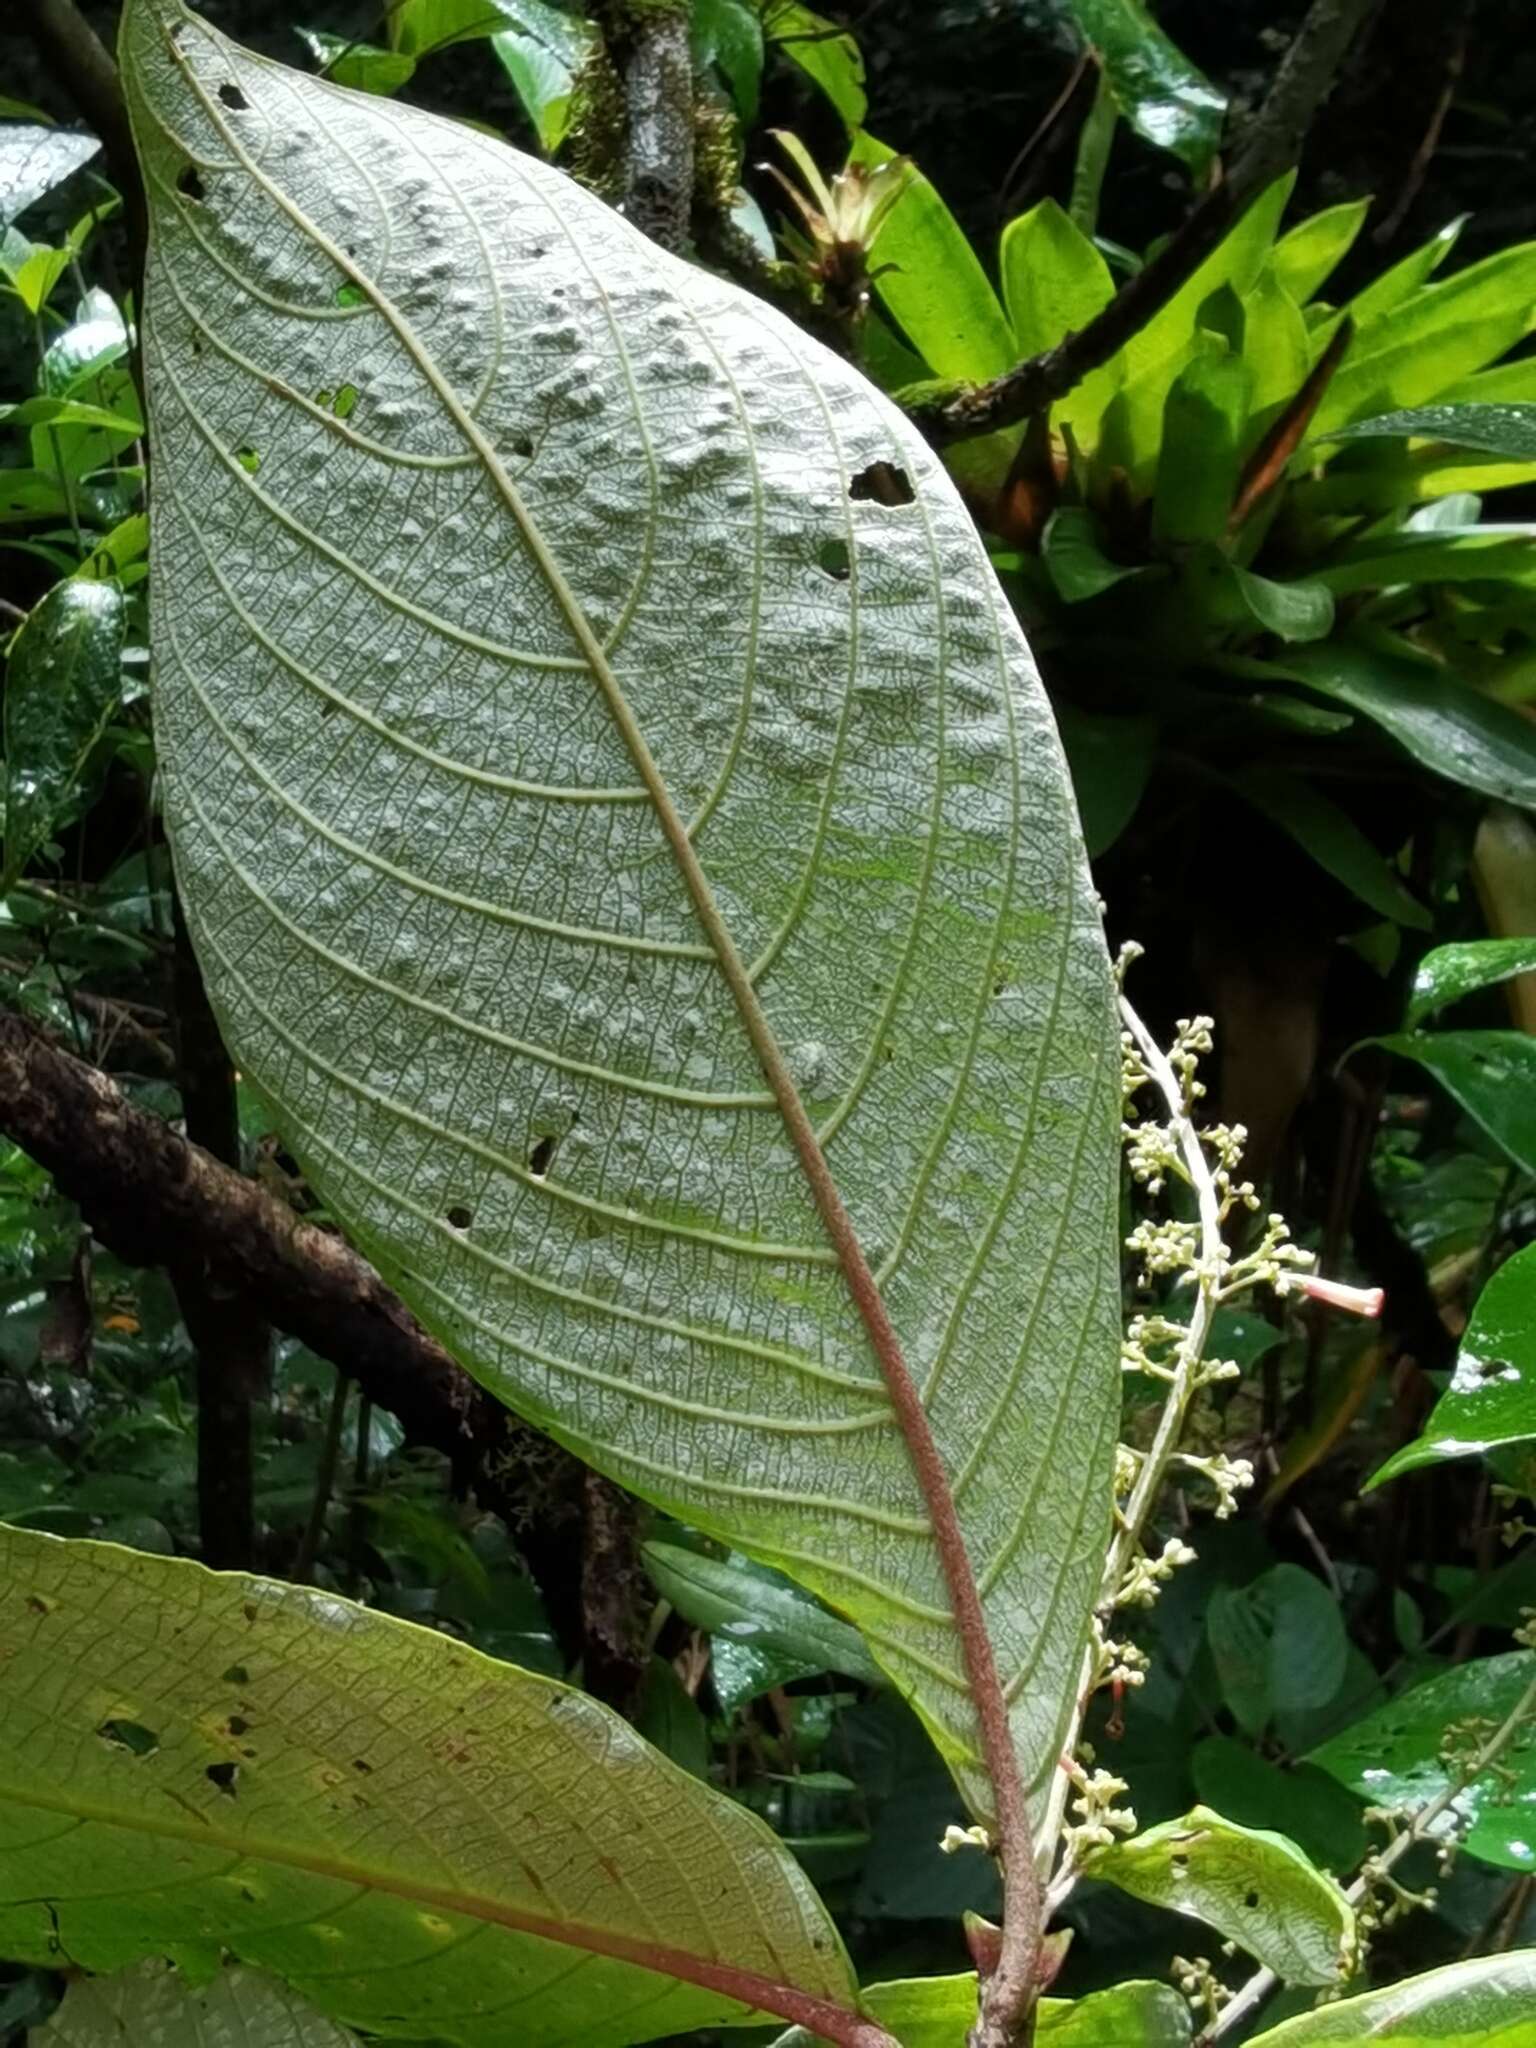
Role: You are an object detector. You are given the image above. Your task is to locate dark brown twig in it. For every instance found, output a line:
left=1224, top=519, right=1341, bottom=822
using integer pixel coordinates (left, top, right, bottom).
left=915, top=0, right=1379, bottom=445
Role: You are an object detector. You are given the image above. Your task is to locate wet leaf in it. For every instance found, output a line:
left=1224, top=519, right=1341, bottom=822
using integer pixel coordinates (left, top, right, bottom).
left=1369, top=1031, right=1536, bottom=1176
left=1406, top=938, right=1536, bottom=1029
left=124, top=0, right=1122, bottom=1814
left=0, top=124, right=101, bottom=228
left=1246, top=1950, right=1536, bottom=2045
left=1369, top=1243, right=1536, bottom=1485
left=1062, top=2, right=1226, bottom=176
left=1324, top=402, right=1536, bottom=461
left=0, top=1526, right=862, bottom=2044
left=1310, top=1652, right=1536, bottom=1874
left=1087, top=1806, right=1356, bottom=1985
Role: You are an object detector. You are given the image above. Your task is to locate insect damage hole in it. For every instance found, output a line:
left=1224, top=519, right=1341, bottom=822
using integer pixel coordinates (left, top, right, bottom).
left=528, top=1135, right=556, bottom=1178
left=817, top=539, right=851, bottom=582
left=206, top=1762, right=240, bottom=1797
left=177, top=165, right=207, bottom=203
left=445, top=1204, right=474, bottom=1231
left=97, top=1719, right=159, bottom=1757
left=849, top=460, right=914, bottom=507
left=218, top=82, right=248, bottom=110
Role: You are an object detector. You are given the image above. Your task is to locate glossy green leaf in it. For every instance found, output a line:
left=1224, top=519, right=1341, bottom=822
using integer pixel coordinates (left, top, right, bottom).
left=1269, top=199, right=1370, bottom=307
left=1310, top=242, right=1536, bottom=441
left=643, top=1539, right=882, bottom=1684
left=1151, top=351, right=1252, bottom=548
left=1407, top=938, right=1536, bottom=1029
left=1208, top=1565, right=1349, bottom=1737
left=1369, top=1242, right=1536, bottom=1485
left=998, top=199, right=1120, bottom=442
left=1346, top=215, right=1466, bottom=331
left=772, top=1975, right=1192, bottom=2048
left=1369, top=1031, right=1536, bottom=1176
left=0, top=124, right=101, bottom=228
left=1242, top=266, right=1309, bottom=421
left=389, top=0, right=518, bottom=58
left=124, top=0, right=1123, bottom=1815
left=1266, top=637, right=1536, bottom=808
left=1191, top=1738, right=1366, bottom=1872
left=855, top=135, right=1016, bottom=384
left=490, top=3, right=596, bottom=155
left=0, top=1527, right=862, bottom=2044
left=767, top=3, right=866, bottom=129
left=1121, top=176, right=1293, bottom=394
left=1246, top=1951, right=1536, bottom=2046
left=692, top=0, right=764, bottom=123
left=1324, top=401, right=1536, bottom=461
left=1053, top=702, right=1157, bottom=857
left=1310, top=1653, right=1536, bottom=1874
left=1231, top=767, right=1430, bottom=929
left=1312, top=526, right=1536, bottom=595
left=1087, top=1806, right=1356, bottom=1985
left=1186, top=550, right=1335, bottom=644
left=33, top=1962, right=354, bottom=2048
left=40, top=286, right=130, bottom=395
left=1062, top=2, right=1225, bottom=176
left=0, top=395, right=141, bottom=436
left=297, top=30, right=417, bottom=97
left=3, top=579, right=125, bottom=888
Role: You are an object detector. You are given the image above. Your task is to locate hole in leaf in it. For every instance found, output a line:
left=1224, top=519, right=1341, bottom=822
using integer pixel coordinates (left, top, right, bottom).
left=242, top=1601, right=259, bottom=1623
left=1170, top=1854, right=1189, bottom=1875
left=234, top=445, right=261, bottom=475
left=98, top=1718, right=159, bottom=1757
left=446, top=1204, right=473, bottom=1230
left=25, top=1594, right=51, bottom=1616
left=218, top=83, right=248, bottom=110
left=178, top=164, right=207, bottom=203
left=817, top=539, right=851, bottom=582
left=849, top=460, right=914, bottom=506
left=509, top=431, right=533, bottom=458
left=206, top=1761, right=240, bottom=1797
left=528, top=1135, right=555, bottom=1177
left=227, top=1715, right=249, bottom=1736
left=1244, top=1890, right=1260, bottom=1909
left=334, top=282, right=365, bottom=309
left=222, top=1664, right=250, bottom=1685
left=318, top=698, right=340, bottom=719
left=332, top=383, right=358, bottom=420
left=353, top=1757, right=373, bottom=1773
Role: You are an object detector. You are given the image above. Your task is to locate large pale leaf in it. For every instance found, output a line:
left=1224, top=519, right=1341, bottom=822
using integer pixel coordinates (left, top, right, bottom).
left=1246, top=1951, right=1536, bottom=2045
left=34, top=1961, right=355, bottom=2048
left=0, top=1527, right=867, bottom=2047
left=119, top=0, right=1122, bottom=1813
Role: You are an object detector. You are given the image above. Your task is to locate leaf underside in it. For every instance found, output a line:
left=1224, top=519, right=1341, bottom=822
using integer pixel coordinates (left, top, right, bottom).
left=0, top=1528, right=859, bottom=2048
left=119, top=0, right=1121, bottom=1808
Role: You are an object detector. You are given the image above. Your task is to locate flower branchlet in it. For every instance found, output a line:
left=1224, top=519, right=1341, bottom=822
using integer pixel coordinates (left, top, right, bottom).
left=1058, top=1751, right=1138, bottom=1861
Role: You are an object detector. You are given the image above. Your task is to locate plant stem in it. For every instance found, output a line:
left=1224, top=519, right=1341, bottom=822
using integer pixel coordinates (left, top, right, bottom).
left=1200, top=1662, right=1536, bottom=2044
left=293, top=1367, right=350, bottom=1586
left=916, top=0, right=1378, bottom=443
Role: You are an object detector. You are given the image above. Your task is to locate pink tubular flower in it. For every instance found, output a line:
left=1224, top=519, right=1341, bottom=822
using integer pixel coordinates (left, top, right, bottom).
left=1293, top=1274, right=1385, bottom=1318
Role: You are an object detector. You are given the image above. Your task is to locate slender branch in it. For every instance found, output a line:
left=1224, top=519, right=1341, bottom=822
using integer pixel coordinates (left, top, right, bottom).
left=916, top=0, right=1379, bottom=444
left=607, top=2, right=694, bottom=253
left=292, top=1367, right=350, bottom=1585
left=1201, top=1661, right=1536, bottom=2045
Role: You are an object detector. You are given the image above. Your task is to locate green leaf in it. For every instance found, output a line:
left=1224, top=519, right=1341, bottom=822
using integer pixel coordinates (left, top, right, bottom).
left=1053, top=702, right=1157, bottom=858
left=1087, top=1806, right=1356, bottom=1985
left=0, top=1526, right=862, bottom=2043
left=1191, top=1738, right=1366, bottom=1872
left=1121, top=176, right=1294, bottom=393
left=772, top=1975, right=1192, bottom=2048
left=389, top=0, right=520, bottom=57
left=1264, top=636, right=1536, bottom=808
left=1151, top=351, right=1252, bottom=548
left=1060, top=2, right=1225, bottom=177
left=124, top=0, right=1123, bottom=1814
left=1246, top=1951, right=1536, bottom=2046
left=692, top=0, right=763, bottom=122
left=854, top=135, right=1016, bottom=384
left=1185, top=550, right=1335, bottom=643
left=33, top=1962, right=354, bottom=2048
left=1269, top=199, right=1370, bottom=307
left=1368, top=1241, right=1536, bottom=1486
left=3, top=579, right=125, bottom=889
left=1310, top=1653, right=1536, bottom=1874
left=490, top=3, right=596, bottom=155
left=1311, top=525, right=1536, bottom=595
left=1323, top=402, right=1536, bottom=461
left=0, top=124, right=101, bottom=228
left=998, top=199, right=1120, bottom=443
left=635, top=1653, right=710, bottom=1780
left=40, top=286, right=130, bottom=395
left=1041, top=507, right=1149, bottom=603
left=296, top=30, right=418, bottom=97
left=766, top=3, right=866, bottom=129
left=1368, top=1031, right=1536, bottom=1176
left=643, top=1538, right=882, bottom=1684
left=0, top=395, right=142, bottom=436
left=1208, top=1565, right=1349, bottom=1737
left=1347, top=214, right=1466, bottom=330
left=1407, top=938, right=1536, bottom=1029
left=1242, top=266, right=1309, bottom=422
left=1310, top=242, right=1536, bottom=442
left=1231, top=767, right=1430, bottom=929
